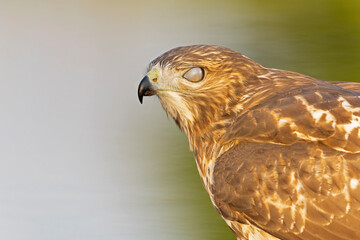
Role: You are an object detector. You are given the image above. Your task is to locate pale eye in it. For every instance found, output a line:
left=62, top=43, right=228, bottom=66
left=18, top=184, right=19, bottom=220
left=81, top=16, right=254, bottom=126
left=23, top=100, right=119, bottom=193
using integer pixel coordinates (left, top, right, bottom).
left=183, top=67, right=204, bottom=82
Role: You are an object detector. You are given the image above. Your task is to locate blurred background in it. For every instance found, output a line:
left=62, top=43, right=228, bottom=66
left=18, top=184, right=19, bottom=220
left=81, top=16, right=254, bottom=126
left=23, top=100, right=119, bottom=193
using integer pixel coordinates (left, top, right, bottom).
left=0, top=0, right=359, bottom=239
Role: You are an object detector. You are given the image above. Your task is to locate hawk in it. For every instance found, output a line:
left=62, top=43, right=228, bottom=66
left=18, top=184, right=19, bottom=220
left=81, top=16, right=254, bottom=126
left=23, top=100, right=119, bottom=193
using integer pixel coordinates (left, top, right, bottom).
left=138, top=45, right=360, bottom=240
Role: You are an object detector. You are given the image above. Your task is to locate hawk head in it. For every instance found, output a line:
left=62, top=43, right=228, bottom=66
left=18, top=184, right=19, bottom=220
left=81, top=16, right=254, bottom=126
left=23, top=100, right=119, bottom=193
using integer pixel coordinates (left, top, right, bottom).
left=138, top=45, right=266, bottom=142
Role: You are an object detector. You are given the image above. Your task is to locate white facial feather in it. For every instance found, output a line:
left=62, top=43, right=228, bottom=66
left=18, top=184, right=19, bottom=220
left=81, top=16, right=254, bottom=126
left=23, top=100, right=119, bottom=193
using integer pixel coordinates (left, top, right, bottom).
left=158, top=91, right=194, bottom=124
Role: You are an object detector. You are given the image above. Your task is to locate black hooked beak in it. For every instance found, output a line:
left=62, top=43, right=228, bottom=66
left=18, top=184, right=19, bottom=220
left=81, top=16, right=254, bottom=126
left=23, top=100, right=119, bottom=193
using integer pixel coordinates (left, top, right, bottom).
left=138, top=75, right=157, bottom=104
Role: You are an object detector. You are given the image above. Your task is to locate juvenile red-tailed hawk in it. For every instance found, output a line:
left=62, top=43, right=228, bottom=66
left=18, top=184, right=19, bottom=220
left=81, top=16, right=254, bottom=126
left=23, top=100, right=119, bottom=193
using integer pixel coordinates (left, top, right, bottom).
left=138, top=45, right=360, bottom=240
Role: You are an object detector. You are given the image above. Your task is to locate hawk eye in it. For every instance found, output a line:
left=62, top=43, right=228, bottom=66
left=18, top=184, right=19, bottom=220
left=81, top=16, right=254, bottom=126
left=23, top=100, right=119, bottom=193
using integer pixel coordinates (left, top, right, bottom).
left=183, top=67, right=204, bottom=82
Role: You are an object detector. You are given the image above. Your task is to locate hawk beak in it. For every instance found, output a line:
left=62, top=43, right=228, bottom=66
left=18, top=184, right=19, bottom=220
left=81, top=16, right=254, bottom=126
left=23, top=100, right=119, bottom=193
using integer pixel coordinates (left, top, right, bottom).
left=138, top=75, right=157, bottom=104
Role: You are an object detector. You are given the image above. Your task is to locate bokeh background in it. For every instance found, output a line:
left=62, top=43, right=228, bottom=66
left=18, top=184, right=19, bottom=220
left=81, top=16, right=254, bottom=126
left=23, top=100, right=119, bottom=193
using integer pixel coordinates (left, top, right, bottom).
left=0, top=0, right=359, bottom=239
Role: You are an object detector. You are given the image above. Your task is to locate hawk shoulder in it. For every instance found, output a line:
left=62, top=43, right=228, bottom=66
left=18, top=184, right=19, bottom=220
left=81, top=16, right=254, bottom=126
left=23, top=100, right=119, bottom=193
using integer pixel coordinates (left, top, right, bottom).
left=212, top=82, right=360, bottom=239
left=221, top=83, right=360, bottom=153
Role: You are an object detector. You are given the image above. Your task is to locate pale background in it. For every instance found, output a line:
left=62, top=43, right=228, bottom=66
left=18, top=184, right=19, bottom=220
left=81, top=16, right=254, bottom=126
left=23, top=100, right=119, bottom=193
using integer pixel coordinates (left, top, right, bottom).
left=0, top=0, right=359, bottom=239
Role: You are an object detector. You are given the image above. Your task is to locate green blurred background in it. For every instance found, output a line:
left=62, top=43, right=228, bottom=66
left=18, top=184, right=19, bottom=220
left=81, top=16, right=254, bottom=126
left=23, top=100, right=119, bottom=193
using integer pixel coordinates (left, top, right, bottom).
left=0, top=0, right=359, bottom=239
